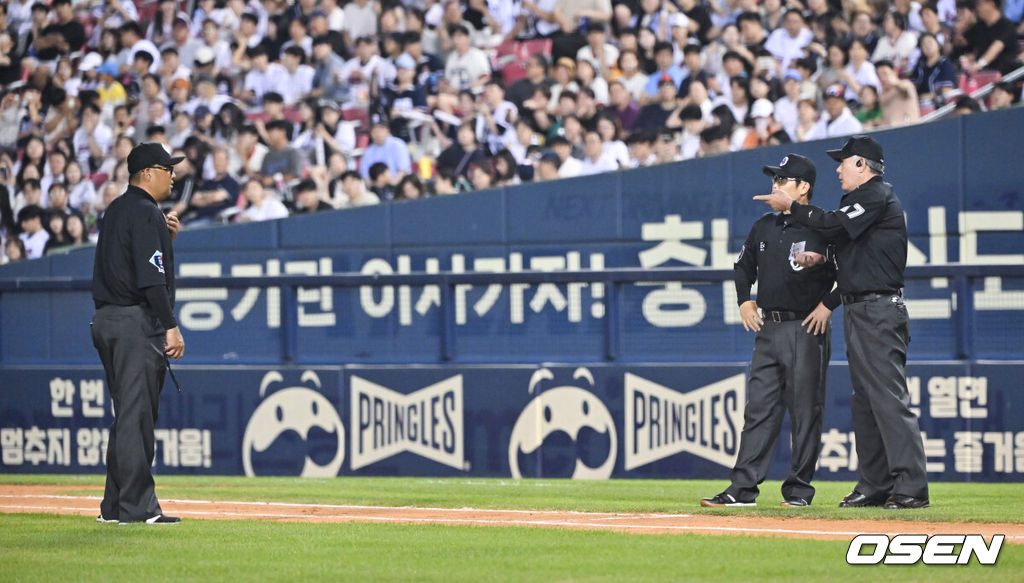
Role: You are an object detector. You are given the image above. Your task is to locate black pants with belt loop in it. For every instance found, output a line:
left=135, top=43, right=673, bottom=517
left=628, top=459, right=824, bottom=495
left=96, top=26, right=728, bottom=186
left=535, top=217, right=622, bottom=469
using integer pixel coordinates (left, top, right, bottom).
left=91, top=304, right=167, bottom=522
left=726, top=316, right=831, bottom=503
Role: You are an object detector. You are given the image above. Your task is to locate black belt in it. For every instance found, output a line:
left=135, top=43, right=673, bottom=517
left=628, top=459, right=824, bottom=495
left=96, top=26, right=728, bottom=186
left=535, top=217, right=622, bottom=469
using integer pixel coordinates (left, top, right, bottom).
left=760, top=309, right=810, bottom=322
left=840, top=289, right=902, bottom=305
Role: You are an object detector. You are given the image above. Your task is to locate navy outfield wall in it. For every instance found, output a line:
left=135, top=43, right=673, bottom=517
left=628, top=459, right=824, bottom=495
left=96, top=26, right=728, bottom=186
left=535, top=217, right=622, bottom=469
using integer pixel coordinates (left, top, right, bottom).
left=0, top=363, right=1020, bottom=481
left=0, top=109, right=1022, bottom=479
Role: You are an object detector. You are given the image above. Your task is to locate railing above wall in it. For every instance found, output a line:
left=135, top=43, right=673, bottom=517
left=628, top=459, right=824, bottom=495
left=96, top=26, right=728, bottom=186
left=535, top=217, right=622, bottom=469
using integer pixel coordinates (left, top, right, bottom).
left=2, top=264, right=1022, bottom=365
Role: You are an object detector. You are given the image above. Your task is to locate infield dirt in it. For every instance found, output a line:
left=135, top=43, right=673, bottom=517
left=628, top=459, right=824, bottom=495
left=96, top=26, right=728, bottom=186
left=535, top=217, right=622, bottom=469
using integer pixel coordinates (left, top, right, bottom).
left=1, top=484, right=1022, bottom=542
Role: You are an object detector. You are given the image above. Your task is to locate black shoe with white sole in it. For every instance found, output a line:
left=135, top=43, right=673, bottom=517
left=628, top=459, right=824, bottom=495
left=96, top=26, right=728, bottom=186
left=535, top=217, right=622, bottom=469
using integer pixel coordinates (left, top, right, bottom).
left=700, top=493, right=756, bottom=507
left=780, top=498, right=810, bottom=507
left=96, top=515, right=118, bottom=524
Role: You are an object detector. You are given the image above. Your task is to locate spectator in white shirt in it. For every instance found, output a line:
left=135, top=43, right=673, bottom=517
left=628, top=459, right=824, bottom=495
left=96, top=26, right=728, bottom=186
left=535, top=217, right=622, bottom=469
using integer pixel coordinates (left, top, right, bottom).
left=242, top=45, right=288, bottom=106
left=548, top=135, right=582, bottom=178
left=343, top=0, right=378, bottom=48
left=577, top=26, right=620, bottom=72
left=237, top=180, right=289, bottom=222
left=279, top=46, right=316, bottom=106
left=839, top=37, right=881, bottom=103
left=475, top=80, right=518, bottom=154
left=444, top=24, right=491, bottom=92
left=339, top=36, right=385, bottom=106
left=804, top=84, right=863, bottom=140
left=72, top=103, right=113, bottom=174
left=578, top=129, right=619, bottom=175
left=764, top=9, right=813, bottom=70
left=871, top=11, right=919, bottom=70
left=17, top=205, right=49, bottom=259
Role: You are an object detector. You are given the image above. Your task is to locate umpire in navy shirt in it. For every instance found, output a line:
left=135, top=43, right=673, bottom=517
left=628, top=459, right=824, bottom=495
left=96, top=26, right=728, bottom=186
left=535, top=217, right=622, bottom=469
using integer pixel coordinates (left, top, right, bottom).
left=92, top=143, right=186, bottom=525
left=756, top=136, right=929, bottom=509
left=702, top=154, right=836, bottom=508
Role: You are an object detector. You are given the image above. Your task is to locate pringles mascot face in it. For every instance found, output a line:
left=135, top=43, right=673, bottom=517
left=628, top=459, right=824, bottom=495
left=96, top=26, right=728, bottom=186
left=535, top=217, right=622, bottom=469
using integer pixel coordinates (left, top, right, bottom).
left=242, top=371, right=346, bottom=477
left=508, top=368, right=618, bottom=479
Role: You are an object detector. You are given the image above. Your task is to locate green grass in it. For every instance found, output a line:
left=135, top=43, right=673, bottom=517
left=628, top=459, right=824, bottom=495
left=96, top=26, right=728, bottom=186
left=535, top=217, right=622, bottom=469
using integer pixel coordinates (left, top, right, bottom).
left=2, top=476, right=1022, bottom=582
left=1, top=513, right=1021, bottom=583
left=4, top=474, right=1023, bottom=523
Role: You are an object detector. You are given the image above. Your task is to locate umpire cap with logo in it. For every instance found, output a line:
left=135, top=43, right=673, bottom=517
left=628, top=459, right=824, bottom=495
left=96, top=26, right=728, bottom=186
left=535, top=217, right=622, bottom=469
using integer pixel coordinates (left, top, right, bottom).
left=762, top=153, right=816, bottom=185
left=127, top=143, right=184, bottom=175
left=827, top=135, right=884, bottom=164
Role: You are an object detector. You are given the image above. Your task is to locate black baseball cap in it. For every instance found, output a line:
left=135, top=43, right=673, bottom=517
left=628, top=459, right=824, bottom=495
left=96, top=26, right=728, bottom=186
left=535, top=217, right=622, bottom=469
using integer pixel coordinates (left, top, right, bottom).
left=826, top=135, right=884, bottom=164
left=762, top=153, right=816, bottom=185
left=127, top=142, right=184, bottom=174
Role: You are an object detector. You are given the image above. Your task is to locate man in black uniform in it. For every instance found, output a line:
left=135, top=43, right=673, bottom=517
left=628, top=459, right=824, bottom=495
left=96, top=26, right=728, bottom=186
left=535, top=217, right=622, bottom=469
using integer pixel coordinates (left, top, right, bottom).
left=92, top=143, right=186, bottom=525
left=755, top=136, right=930, bottom=509
left=702, top=154, right=835, bottom=508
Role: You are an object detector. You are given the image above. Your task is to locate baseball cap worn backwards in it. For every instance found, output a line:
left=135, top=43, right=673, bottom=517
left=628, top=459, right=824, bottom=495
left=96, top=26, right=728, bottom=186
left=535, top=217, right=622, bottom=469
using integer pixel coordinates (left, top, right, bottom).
left=127, top=143, right=185, bottom=175
left=763, top=153, right=816, bottom=185
left=827, top=135, right=884, bottom=164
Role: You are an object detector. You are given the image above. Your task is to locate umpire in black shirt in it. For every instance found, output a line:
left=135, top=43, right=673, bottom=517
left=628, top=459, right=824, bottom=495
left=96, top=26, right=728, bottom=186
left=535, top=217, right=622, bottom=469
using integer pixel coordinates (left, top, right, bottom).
left=92, top=143, right=186, bottom=525
left=703, top=154, right=835, bottom=508
left=756, top=136, right=929, bottom=509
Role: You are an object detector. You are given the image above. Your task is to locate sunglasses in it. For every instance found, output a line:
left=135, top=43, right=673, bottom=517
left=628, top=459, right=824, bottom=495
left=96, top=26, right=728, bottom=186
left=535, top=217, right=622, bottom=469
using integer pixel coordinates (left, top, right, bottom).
left=772, top=176, right=799, bottom=186
left=150, top=164, right=175, bottom=174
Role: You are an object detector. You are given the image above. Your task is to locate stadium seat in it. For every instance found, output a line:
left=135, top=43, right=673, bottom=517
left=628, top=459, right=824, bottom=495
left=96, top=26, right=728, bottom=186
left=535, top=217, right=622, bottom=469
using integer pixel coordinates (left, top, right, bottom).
left=518, top=39, right=552, bottom=60
left=341, top=107, right=370, bottom=130
left=502, top=62, right=528, bottom=84
left=90, top=172, right=108, bottom=189
left=491, top=41, right=518, bottom=70
left=958, top=70, right=1002, bottom=94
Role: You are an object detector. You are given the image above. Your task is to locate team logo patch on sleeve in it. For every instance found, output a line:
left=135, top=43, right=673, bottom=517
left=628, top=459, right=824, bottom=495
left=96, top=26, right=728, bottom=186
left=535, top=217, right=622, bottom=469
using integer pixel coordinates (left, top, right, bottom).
left=149, top=250, right=165, bottom=273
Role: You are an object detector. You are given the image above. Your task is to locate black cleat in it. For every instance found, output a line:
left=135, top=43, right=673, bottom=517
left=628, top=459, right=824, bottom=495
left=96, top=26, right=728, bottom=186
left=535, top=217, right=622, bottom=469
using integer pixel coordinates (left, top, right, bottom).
left=780, top=498, right=810, bottom=507
left=884, top=495, right=930, bottom=509
left=838, top=490, right=887, bottom=508
left=96, top=515, right=118, bottom=524
left=120, top=514, right=182, bottom=525
left=700, top=493, right=756, bottom=507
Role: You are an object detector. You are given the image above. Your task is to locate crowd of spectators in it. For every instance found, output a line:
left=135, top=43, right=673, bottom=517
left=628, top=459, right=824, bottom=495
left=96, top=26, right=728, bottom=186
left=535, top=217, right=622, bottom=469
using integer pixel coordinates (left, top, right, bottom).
left=1, top=0, right=1023, bottom=264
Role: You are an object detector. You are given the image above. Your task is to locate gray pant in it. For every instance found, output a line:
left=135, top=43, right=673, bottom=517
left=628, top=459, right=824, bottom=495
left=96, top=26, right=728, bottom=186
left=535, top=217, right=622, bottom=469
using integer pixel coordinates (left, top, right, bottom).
left=91, top=305, right=167, bottom=522
left=844, top=295, right=929, bottom=499
left=727, top=318, right=830, bottom=503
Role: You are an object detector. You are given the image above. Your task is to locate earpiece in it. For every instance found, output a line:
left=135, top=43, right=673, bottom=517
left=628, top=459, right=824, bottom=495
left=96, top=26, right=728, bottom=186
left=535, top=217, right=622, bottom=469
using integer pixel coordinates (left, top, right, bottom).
left=856, top=159, right=863, bottom=167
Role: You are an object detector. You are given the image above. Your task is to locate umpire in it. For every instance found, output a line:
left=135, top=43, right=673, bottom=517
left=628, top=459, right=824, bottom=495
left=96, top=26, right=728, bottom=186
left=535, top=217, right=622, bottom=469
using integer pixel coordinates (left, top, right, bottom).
left=755, top=136, right=929, bottom=509
left=702, top=154, right=835, bottom=508
left=92, top=143, right=186, bottom=525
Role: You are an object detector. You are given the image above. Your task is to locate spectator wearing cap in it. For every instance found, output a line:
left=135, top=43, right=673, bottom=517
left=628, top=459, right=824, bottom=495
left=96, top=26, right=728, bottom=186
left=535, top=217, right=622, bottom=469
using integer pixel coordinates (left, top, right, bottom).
left=311, top=35, right=350, bottom=103
left=957, top=0, right=1021, bottom=74
left=875, top=60, right=921, bottom=127
left=765, top=9, right=813, bottom=70
left=444, top=24, right=491, bottom=92
left=120, top=22, right=162, bottom=76
left=805, top=84, right=863, bottom=140
left=741, top=98, right=779, bottom=149
left=774, top=70, right=803, bottom=139
left=839, top=38, right=881, bottom=104
left=343, top=0, right=378, bottom=49
left=911, top=32, right=957, bottom=101
left=279, top=46, right=316, bottom=106
left=643, top=41, right=685, bottom=104
left=359, top=121, right=413, bottom=181
left=96, top=62, right=128, bottom=107
left=634, top=74, right=680, bottom=133
left=577, top=26, right=620, bottom=73
left=31, top=0, right=85, bottom=64
left=381, top=53, right=429, bottom=142
left=17, top=204, right=48, bottom=259
left=237, top=179, right=289, bottom=223
left=241, top=45, right=288, bottom=106
left=872, top=11, right=919, bottom=71
left=260, top=120, right=305, bottom=187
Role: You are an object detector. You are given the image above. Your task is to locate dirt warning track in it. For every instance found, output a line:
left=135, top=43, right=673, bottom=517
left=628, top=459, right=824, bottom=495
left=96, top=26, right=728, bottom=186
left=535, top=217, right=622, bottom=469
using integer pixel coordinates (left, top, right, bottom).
left=1, top=485, right=1022, bottom=543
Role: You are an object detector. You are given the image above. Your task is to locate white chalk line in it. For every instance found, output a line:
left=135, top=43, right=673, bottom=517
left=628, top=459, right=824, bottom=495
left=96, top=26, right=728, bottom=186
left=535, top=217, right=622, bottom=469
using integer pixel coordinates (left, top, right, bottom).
left=2, top=496, right=1022, bottom=541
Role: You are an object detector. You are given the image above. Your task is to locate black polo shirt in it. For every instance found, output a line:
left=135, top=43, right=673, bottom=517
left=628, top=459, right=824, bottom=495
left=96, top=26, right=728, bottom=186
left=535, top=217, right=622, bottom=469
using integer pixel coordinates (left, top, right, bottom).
left=35, top=20, right=86, bottom=62
left=92, top=185, right=176, bottom=316
left=789, top=176, right=907, bottom=297
left=735, top=212, right=836, bottom=313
